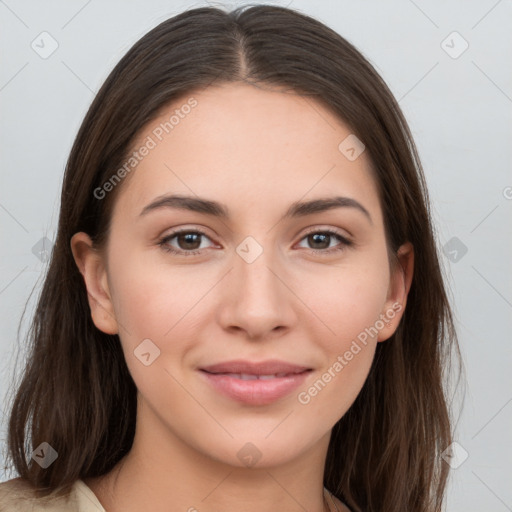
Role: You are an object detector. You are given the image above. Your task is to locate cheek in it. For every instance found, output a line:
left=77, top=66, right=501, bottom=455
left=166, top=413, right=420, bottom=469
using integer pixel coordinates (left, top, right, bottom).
left=296, top=344, right=375, bottom=432
left=295, top=283, right=383, bottom=426
left=106, top=256, right=213, bottom=392
left=108, top=260, right=208, bottom=404
left=292, top=263, right=388, bottom=418
left=109, top=254, right=209, bottom=339
left=300, top=262, right=390, bottom=347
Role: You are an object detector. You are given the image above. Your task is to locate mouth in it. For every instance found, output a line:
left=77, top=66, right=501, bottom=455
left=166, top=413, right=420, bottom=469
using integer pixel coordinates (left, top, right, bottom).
left=197, top=360, right=313, bottom=405
left=200, top=370, right=311, bottom=380
left=199, top=359, right=312, bottom=376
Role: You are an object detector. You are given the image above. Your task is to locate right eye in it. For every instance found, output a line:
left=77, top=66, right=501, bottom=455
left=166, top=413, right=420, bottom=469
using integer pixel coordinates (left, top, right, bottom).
left=158, top=229, right=215, bottom=256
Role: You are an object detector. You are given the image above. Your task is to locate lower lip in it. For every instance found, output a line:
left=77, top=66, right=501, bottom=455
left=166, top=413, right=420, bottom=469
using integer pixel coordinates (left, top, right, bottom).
left=199, top=370, right=311, bottom=405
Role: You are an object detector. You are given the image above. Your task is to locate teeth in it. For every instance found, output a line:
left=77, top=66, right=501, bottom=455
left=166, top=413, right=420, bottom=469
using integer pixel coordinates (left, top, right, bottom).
left=240, top=373, right=259, bottom=380
left=221, top=373, right=289, bottom=380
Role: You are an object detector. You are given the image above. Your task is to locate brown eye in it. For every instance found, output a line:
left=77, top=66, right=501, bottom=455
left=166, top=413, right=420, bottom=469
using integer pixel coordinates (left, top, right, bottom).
left=159, top=229, right=213, bottom=256
left=175, top=232, right=203, bottom=250
left=297, top=229, right=352, bottom=255
left=306, top=232, right=331, bottom=250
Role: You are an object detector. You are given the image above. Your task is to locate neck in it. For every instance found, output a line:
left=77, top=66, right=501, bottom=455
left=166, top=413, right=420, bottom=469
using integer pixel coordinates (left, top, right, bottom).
left=85, top=400, right=333, bottom=512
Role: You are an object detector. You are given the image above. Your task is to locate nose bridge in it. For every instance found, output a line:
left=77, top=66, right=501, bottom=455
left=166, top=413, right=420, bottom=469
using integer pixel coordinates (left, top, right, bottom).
left=235, top=236, right=283, bottom=307
left=219, top=235, right=295, bottom=337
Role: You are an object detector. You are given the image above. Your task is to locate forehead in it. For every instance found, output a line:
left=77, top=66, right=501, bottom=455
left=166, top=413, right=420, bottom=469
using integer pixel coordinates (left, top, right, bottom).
left=113, top=82, right=382, bottom=224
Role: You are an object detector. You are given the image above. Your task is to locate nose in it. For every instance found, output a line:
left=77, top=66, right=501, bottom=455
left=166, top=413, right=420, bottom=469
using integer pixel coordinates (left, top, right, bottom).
left=216, top=242, right=297, bottom=341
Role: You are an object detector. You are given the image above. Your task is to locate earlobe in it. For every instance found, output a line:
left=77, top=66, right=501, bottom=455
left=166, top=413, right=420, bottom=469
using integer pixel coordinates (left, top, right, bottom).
left=377, top=242, right=414, bottom=342
left=70, top=232, right=119, bottom=335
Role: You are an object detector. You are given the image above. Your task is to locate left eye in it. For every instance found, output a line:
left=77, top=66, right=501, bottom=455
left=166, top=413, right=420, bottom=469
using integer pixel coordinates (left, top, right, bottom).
left=296, top=230, right=351, bottom=254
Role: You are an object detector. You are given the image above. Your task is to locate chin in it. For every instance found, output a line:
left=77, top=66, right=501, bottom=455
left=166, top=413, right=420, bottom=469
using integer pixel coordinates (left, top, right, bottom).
left=199, top=432, right=314, bottom=470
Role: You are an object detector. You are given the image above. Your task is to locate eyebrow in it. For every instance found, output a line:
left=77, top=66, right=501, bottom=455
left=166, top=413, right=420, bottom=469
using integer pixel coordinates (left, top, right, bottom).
left=139, top=194, right=372, bottom=224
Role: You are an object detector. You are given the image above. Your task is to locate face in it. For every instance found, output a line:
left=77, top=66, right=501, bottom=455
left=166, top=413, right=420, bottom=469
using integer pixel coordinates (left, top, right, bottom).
left=72, top=82, right=413, bottom=469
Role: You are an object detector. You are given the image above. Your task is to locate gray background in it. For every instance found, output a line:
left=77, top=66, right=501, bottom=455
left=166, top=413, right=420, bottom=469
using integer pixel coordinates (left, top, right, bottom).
left=1, top=0, right=511, bottom=510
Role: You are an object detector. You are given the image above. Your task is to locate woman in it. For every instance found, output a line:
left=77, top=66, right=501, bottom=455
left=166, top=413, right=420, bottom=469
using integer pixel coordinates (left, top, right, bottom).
left=0, top=4, right=460, bottom=512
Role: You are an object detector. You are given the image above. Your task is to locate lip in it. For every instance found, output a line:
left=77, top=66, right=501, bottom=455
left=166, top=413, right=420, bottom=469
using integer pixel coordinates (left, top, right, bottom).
left=199, top=359, right=312, bottom=376
left=198, top=359, right=313, bottom=406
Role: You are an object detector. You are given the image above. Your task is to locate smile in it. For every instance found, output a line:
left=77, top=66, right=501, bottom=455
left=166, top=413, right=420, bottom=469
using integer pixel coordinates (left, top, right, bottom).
left=199, top=369, right=312, bottom=405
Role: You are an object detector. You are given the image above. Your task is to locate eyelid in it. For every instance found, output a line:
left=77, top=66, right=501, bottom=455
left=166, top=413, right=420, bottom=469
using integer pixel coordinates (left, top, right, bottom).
left=158, top=225, right=215, bottom=241
left=300, top=225, right=352, bottom=241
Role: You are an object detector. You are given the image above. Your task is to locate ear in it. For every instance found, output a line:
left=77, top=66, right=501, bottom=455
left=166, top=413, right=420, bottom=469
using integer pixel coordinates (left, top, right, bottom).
left=377, top=241, right=414, bottom=342
left=70, top=232, right=119, bottom=335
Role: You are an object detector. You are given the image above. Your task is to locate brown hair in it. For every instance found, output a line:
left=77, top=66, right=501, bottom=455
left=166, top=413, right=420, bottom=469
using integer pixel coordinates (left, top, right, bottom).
left=3, top=4, right=461, bottom=511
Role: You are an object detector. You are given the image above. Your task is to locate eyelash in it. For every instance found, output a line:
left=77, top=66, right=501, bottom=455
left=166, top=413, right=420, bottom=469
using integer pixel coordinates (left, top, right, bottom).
left=158, top=227, right=353, bottom=257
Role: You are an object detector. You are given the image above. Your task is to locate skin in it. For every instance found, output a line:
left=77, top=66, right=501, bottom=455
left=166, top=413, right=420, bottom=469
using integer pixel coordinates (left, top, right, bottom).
left=71, top=82, right=414, bottom=512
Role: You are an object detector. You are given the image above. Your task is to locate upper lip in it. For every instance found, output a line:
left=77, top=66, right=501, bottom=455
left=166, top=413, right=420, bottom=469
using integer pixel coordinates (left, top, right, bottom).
left=199, top=359, right=312, bottom=376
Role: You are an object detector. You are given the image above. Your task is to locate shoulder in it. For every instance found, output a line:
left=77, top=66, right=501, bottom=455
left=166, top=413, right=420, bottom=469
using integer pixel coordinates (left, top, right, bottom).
left=0, top=477, right=103, bottom=512
left=0, top=477, right=73, bottom=511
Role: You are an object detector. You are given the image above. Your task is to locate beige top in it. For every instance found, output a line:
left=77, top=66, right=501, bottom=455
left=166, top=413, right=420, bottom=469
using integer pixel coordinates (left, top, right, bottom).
left=0, top=477, right=106, bottom=512
left=0, top=477, right=351, bottom=512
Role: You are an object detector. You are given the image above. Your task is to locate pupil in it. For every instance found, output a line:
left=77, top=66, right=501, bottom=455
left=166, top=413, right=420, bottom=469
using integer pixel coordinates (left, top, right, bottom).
left=180, top=233, right=200, bottom=249
left=310, top=233, right=329, bottom=249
